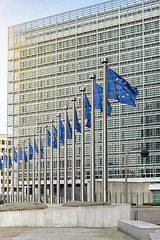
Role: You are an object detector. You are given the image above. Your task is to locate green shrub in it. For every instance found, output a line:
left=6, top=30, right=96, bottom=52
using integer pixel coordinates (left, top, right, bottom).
left=143, top=202, right=160, bottom=206
left=0, top=200, right=4, bottom=204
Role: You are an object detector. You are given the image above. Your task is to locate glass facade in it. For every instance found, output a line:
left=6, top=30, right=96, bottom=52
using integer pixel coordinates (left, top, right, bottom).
left=8, top=0, right=160, bottom=182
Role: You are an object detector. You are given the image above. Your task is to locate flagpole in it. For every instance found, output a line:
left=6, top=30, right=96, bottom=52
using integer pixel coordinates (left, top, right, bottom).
left=32, top=135, right=35, bottom=202
left=38, top=130, right=41, bottom=202
left=90, top=74, right=96, bottom=202
left=102, top=57, right=108, bottom=202
left=7, top=149, right=9, bottom=203
left=22, top=141, right=25, bottom=202
left=64, top=106, right=68, bottom=202
left=57, top=113, right=61, bottom=204
left=2, top=150, right=5, bottom=201
left=71, top=97, right=76, bottom=201
left=27, top=137, right=30, bottom=202
left=44, top=125, right=48, bottom=204
left=80, top=87, right=86, bottom=201
left=12, top=146, right=14, bottom=202
left=17, top=144, right=19, bottom=202
left=50, top=120, right=53, bottom=204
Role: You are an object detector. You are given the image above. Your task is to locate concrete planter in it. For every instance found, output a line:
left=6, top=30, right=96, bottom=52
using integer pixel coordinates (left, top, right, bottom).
left=0, top=203, right=131, bottom=228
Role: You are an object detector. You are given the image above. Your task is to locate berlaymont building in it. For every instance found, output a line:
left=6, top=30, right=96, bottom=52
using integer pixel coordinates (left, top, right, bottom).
left=7, top=0, right=160, bottom=203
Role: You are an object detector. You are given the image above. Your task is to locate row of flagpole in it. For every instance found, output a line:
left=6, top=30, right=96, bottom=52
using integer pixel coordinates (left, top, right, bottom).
left=0, top=58, right=108, bottom=204
left=1, top=57, right=138, bottom=204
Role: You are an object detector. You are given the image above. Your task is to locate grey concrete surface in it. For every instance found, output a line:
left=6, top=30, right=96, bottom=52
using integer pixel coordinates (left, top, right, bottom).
left=0, top=228, right=32, bottom=240
left=0, top=204, right=130, bottom=228
left=13, top=228, right=135, bottom=240
left=149, top=232, right=160, bottom=240
left=118, top=220, right=160, bottom=240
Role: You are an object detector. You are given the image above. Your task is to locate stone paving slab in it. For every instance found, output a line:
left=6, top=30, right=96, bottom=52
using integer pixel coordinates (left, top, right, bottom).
left=0, top=228, right=32, bottom=240
left=13, top=228, right=135, bottom=240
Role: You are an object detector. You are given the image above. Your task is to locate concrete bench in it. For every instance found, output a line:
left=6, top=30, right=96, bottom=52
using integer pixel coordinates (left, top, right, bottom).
left=117, top=220, right=160, bottom=240
left=149, top=231, right=160, bottom=240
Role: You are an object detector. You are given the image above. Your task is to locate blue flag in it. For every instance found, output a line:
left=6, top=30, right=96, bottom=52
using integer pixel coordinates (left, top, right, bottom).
left=40, top=136, right=43, bottom=159
left=53, top=124, right=57, bottom=148
left=19, top=146, right=23, bottom=160
left=4, top=153, right=12, bottom=167
left=75, top=107, right=81, bottom=133
left=29, top=141, right=33, bottom=160
left=34, top=138, right=39, bottom=153
left=67, top=114, right=72, bottom=139
left=0, top=157, right=3, bottom=171
left=4, top=154, right=8, bottom=167
left=94, top=82, right=112, bottom=115
left=9, top=153, right=12, bottom=167
left=24, top=151, right=27, bottom=162
left=47, top=129, right=51, bottom=146
left=84, top=93, right=91, bottom=128
left=60, top=119, right=65, bottom=144
left=107, top=67, right=138, bottom=106
left=14, top=149, right=18, bottom=163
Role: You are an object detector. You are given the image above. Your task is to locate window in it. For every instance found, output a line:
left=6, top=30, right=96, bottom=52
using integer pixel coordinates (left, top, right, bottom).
left=152, top=191, right=160, bottom=203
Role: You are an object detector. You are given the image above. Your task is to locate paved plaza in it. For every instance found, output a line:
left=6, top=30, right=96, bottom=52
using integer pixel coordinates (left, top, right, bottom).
left=0, top=227, right=135, bottom=240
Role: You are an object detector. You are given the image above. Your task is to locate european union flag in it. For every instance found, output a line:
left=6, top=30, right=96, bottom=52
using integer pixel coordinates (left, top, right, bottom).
left=14, top=149, right=18, bottom=163
left=19, top=146, right=23, bottom=160
left=47, top=129, right=51, bottom=146
left=75, top=107, right=81, bottom=133
left=84, top=93, right=91, bottom=128
left=0, top=157, right=3, bottom=171
left=4, top=154, right=7, bottom=167
left=5, top=153, right=12, bottom=167
left=24, top=151, right=27, bottom=163
left=107, top=67, right=138, bottom=106
left=94, top=82, right=112, bottom=115
left=34, top=138, right=39, bottom=153
left=29, top=141, right=33, bottom=160
left=67, top=114, right=72, bottom=139
left=53, top=124, right=57, bottom=148
left=40, top=136, right=43, bottom=159
left=9, top=153, right=12, bottom=167
left=60, top=119, right=65, bottom=144
left=19, top=145, right=27, bottom=162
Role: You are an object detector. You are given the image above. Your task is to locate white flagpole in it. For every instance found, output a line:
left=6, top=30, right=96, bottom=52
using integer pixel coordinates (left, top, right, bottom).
left=102, top=58, right=108, bottom=202
left=22, top=141, right=25, bottom=202
left=32, top=135, right=35, bottom=202
left=17, top=144, right=19, bottom=202
left=80, top=87, right=86, bottom=201
left=44, top=125, right=48, bottom=204
left=12, top=146, right=14, bottom=202
left=64, top=106, right=68, bottom=202
left=57, top=113, right=61, bottom=204
left=71, top=97, right=76, bottom=201
left=50, top=120, right=53, bottom=204
left=90, top=74, right=96, bottom=202
left=7, top=149, right=9, bottom=203
left=27, top=137, right=30, bottom=202
left=2, top=151, right=5, bottom=201
left=38, top=130, right=41, bottom=202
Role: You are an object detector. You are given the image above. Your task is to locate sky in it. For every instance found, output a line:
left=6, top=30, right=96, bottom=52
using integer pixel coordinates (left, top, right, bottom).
left=0, top=0, right=106, bottom=134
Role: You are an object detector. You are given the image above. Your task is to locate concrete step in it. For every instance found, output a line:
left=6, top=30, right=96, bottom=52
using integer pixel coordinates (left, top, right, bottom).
left=149, top=231, right=160, bottom=240
left=118, top=220, right=160, bottom=240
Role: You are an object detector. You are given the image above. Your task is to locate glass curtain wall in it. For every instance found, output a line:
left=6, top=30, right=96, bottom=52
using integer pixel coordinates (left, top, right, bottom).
left=8, top=0, right=160, bottom=183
